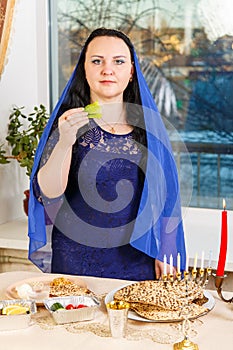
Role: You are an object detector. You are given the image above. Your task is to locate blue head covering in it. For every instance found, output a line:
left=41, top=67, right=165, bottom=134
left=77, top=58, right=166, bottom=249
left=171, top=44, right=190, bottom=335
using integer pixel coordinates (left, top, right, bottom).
left=129, top=52, right=186, bottom=268
left=28, top=37, right=186, bottom=272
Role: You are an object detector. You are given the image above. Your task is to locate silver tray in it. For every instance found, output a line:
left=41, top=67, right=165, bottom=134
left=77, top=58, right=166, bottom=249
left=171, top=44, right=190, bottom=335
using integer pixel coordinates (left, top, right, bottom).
left=44, top=295, right=100, bottom=324
left=0, top=299, right=37, bottom=331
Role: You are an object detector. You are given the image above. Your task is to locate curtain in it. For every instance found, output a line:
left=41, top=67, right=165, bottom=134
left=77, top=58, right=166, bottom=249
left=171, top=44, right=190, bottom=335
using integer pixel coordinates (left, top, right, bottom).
left=0, top=0, right=16, bottom=76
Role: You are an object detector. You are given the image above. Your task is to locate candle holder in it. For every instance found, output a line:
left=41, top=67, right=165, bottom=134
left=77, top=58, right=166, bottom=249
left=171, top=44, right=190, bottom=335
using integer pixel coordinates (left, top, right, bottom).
left=214, top=274, right=233, bottom=303
left=173, top=336, right=199, bottom=350
left=170, top=267, right=212, bottom=350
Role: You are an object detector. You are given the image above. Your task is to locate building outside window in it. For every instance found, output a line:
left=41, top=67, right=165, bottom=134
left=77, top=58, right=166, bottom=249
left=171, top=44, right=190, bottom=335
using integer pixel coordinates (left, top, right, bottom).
left=48, top=0, right=233, bottom=211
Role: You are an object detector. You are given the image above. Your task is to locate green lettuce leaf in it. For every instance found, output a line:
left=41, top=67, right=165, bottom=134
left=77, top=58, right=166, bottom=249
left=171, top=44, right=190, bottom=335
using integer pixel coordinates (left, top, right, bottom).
left=84, top=101, right=102, bottom=119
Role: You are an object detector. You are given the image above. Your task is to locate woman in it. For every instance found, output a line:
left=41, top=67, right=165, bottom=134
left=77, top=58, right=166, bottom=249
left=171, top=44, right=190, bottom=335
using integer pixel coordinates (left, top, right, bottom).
left=28, top=28, right=186, bottom=280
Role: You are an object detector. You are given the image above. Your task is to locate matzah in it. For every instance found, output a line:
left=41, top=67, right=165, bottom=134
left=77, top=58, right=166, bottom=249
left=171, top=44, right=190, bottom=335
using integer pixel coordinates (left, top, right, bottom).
left=113, top=280, right=204, bottom=311
left=49, top=277, right=92, bottom=297
left=130, top=301, right=208, bottom=321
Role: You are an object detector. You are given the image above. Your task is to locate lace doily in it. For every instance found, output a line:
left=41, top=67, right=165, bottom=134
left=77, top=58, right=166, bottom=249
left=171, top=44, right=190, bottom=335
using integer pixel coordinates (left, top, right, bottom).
left=33, top=294, right=203, bottom=345
left=35, top=315, right=183, bottom=344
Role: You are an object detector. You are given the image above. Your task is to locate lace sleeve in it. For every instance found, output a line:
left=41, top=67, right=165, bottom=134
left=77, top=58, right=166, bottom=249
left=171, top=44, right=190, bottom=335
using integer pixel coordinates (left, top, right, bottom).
left=32, top=123, right=64, bottom=223
left=40, top=121, right=60, bottom=167
left=32, top=121, right=60, bottom=202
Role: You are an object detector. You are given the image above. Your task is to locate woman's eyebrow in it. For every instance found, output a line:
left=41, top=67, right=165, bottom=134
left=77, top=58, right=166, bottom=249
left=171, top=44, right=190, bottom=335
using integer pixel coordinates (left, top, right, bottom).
left=91, top=55, right=103, bottom=58
left=90, top=55, right=127, bottom=58
left=113, top=55, right=127, bottom=59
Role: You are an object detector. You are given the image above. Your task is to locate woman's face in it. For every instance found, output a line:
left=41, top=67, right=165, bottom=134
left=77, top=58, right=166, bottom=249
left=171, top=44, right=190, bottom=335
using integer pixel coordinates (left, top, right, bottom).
left=84, top=36, right=133, bottom=103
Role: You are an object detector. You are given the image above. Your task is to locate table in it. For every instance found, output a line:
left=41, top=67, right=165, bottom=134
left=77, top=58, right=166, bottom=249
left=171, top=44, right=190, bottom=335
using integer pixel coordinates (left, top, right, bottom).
left=0, top=271, right=233, bottom=350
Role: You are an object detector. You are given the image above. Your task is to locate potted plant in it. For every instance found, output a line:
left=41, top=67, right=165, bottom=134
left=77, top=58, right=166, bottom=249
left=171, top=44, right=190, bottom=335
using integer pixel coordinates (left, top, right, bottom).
left=0, top=104, right=49, bottom=214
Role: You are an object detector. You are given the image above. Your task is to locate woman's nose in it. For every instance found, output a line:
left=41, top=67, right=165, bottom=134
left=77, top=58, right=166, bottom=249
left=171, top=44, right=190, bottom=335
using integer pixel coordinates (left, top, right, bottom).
left=102, top=62, right=114, bottom=75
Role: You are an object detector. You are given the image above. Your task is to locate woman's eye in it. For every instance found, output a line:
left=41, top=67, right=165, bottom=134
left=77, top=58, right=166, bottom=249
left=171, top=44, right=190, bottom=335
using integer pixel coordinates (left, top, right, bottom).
left=90, top=58, right=126, bottom=65
left=115, top=59, right=125, bottom=65
left=91, top=59, right=102, bottom=65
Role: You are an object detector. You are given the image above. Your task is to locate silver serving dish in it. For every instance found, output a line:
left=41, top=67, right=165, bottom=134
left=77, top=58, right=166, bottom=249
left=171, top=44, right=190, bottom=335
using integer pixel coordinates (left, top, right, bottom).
left=0, top=299, right=37, bottom=331
left=44, top=295, right=100, bottom=324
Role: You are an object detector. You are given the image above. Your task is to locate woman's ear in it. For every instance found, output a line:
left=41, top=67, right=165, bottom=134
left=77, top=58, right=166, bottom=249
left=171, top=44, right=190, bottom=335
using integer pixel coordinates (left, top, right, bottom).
left=130, top=63, right=134, bottom=81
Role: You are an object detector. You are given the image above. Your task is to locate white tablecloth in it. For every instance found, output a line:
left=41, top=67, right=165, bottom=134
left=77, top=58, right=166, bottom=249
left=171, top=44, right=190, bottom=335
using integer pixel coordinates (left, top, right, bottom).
left=0, top=271, right=233, bottom=350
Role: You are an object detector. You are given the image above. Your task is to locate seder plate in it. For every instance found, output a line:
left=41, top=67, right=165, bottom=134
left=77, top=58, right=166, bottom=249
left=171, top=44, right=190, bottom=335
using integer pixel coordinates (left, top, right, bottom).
left=5, top=274, right=87, bottom=305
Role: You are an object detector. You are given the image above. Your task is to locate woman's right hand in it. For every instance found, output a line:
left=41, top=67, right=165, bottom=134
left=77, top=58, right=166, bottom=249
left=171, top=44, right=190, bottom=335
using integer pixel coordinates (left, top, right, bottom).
left=58, top=108, right=89, bottom=147
left=38, top=108, right=89, bottom=197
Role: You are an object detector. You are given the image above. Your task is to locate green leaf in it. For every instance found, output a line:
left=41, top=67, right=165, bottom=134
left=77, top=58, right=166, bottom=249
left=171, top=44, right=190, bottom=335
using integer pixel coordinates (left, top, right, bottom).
left=1, top=104, right=49, bottom=176
left=84, top=101, right=102, bottom=119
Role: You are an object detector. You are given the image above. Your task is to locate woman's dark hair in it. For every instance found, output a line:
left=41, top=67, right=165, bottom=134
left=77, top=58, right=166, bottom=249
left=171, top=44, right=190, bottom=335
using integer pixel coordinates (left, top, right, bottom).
left=59, top=27, right=147, bottom=177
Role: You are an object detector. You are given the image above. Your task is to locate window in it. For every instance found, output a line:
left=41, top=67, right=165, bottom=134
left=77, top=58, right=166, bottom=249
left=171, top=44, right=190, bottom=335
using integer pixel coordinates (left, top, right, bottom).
left=49, top=0, right=233, bottom=211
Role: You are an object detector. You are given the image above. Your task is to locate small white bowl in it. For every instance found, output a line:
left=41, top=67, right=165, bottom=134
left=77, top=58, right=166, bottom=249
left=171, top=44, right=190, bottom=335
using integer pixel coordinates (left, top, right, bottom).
left=27, top=288, right=50, bottom=303
left=16, top=282, right=50, bottom=303
left=44, top=295, right=100, bottom=324
left=0, top=299, right=37, bottom=331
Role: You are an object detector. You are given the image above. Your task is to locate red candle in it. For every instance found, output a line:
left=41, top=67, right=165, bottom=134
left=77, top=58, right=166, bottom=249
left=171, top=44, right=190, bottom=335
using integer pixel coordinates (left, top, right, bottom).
left=216, top=199, right=228, bottom=277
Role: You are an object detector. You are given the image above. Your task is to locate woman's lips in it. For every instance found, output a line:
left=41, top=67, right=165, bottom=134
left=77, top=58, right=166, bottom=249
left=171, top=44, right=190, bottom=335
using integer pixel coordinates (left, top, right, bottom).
left=100, top=80, right=116, bottom=84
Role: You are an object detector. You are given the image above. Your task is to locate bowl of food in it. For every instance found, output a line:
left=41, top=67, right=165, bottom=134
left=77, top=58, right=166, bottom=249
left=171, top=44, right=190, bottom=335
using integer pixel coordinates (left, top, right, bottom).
left=16, top=282, right=50, bottom=303
left=0, top=299, right=37, bottom=331
left=44, top=295, right=100, bottom=324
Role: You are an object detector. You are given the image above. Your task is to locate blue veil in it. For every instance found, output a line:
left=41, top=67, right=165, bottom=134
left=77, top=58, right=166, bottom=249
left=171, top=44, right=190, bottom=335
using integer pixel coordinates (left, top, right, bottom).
left=28, top=49, right=186, bottom=272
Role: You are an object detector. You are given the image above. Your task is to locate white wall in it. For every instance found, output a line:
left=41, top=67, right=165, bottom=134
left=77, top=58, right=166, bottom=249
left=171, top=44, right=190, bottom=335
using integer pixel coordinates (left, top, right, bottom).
left=182, top=207, right=233, bottom=271
left=0, top=0, right=49, bottom=223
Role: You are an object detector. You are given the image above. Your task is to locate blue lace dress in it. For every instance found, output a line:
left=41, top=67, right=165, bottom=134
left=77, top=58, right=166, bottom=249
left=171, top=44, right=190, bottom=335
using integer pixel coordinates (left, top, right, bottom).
left=51, top=120, right=155, bottom=280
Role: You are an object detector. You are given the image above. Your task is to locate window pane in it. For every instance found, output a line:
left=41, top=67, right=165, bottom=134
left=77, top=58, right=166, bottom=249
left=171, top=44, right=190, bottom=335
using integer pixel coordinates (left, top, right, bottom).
left=49, top=0, right=233, bottom=210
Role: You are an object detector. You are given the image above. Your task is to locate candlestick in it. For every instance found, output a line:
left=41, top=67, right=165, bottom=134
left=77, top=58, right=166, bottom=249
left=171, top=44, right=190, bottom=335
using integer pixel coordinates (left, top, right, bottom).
left=214, top=275, right=233, bottom=303
left=170, top=254, right=173, bottom=275
left=200, top=251, right=204, bottom=269
left=193, top=253, right=198, bottom=272
left=163, top=254, right=167, bottom=275
left=177, top=253, right=181, bottom=274
left=185, top=253, right=189, bottom=272
left=208, top=249, right=212, bottom=268
left=216, top=199, right=228, bottom=277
